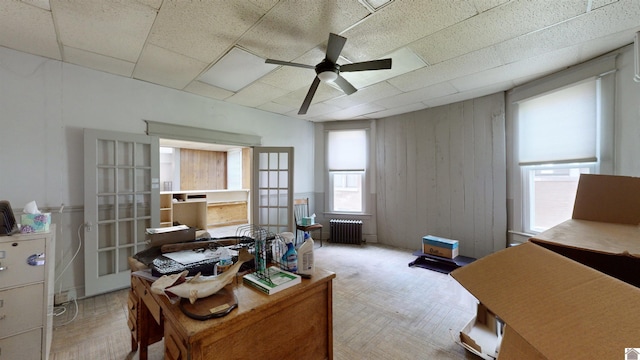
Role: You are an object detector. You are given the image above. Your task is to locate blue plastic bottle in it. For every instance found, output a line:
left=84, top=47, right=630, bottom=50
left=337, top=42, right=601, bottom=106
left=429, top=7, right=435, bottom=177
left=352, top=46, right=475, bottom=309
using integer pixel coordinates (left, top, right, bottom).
left=282, top=241, right=298, bottom=273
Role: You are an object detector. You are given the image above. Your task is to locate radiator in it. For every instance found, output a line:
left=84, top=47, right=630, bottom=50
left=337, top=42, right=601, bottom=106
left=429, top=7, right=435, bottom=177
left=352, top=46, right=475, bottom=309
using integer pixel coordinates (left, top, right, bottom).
left=329, top=219, right=363, bottom=244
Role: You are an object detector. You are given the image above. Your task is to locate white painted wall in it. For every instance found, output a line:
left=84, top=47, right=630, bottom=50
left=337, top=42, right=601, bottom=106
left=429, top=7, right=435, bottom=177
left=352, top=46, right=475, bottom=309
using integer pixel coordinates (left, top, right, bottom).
left=0, top=46, right=314, bottom=297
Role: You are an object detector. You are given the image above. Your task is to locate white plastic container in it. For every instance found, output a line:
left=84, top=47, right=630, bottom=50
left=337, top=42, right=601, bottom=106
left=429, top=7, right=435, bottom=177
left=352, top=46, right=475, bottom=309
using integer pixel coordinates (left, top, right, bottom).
left=297, top=233, right=315, bottom=277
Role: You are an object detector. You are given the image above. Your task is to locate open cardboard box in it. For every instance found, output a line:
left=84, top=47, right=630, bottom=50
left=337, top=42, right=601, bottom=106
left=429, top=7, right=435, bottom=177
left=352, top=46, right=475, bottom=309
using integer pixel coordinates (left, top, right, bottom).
left=451, top=242, right=640, bottom=359
left=451, top=174, right=640, bottom=359
left=530, top=174, right=640, bottom=287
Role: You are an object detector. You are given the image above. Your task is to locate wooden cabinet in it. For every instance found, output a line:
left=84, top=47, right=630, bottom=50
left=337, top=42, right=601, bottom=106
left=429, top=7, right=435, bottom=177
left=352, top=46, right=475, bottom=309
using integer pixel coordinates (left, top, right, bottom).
left=0, top=226, right=55, bottom=360
left=160, top=190, right=249, bottom=230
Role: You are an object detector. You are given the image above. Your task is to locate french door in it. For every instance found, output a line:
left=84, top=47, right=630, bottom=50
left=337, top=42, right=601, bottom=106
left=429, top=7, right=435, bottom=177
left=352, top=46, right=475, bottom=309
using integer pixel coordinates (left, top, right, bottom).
left=251, top=147, right=294, bottom=235
left=83, top=129, right=159, bottom=296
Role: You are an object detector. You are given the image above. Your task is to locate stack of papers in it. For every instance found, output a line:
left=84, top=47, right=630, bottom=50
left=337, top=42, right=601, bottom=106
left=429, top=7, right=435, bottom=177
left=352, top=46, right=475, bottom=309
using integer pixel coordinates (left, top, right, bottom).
left=243, top=267, right=301, bottom=295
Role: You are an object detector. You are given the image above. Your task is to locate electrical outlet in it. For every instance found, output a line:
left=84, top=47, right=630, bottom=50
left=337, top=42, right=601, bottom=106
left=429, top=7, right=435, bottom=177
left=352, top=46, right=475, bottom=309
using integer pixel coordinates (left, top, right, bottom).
left=54, top=289, right=77, bottom=305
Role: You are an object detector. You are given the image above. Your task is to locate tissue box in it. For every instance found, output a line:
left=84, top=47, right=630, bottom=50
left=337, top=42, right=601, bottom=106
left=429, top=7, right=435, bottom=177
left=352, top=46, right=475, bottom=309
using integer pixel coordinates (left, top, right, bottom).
left=21, top=213, right=51, bottom=233
left=301, top=216, right=315, bottom=226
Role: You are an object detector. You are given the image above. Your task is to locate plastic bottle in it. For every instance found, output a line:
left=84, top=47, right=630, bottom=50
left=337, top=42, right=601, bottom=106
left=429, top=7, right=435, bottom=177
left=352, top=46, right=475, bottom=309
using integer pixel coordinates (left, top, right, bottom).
left=282, top=239, right=298, bottom=273
left=297, top=232, right=315, bottom=277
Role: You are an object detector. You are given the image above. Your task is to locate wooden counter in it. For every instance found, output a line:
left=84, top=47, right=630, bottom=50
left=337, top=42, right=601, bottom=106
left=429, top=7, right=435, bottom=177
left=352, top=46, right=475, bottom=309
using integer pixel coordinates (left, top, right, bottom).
left=130, top=268, right=335, bottom=360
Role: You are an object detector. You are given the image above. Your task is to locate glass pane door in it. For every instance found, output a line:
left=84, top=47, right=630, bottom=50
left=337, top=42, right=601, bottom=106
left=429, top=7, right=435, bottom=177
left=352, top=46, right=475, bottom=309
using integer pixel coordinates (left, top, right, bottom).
left=252, top=147, right=294, bottom=235
left=84, top=129, right=159, bottom=296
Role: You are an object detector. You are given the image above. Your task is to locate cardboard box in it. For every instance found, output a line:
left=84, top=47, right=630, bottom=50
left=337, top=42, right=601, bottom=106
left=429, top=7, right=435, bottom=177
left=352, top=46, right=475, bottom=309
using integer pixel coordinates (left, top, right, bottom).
left=422, top=235, right=459, bottom=259
left=451, top=242, right=640, bottom=359
left=20, top=213, right=51, bottom=233
left=147, top=226, right=195, bottom=247
left=529, top=174, right=640, bottom=287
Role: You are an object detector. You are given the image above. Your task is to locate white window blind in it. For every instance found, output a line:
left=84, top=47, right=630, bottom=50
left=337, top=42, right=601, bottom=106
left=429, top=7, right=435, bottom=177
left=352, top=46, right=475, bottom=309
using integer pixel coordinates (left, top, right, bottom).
left=328, top=130, right=366, bottom=171
left=518, top=79, right=597, bottom=165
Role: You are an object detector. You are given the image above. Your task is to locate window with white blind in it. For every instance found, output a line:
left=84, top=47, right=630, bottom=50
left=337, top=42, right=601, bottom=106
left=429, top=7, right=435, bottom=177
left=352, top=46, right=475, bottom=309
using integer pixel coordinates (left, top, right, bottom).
left=327, top=129, right=367, bottom=213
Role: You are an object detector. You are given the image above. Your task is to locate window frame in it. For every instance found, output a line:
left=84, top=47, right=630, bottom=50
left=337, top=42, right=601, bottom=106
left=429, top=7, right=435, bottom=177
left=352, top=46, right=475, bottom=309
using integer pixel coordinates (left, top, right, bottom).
left=507, top=55, right=616, bottom=239
left=324, top=122, right=372, bottom=215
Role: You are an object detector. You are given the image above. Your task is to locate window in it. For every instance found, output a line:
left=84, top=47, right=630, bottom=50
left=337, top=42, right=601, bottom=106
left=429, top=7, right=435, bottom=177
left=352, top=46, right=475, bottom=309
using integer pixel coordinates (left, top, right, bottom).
left=517, top=79, right=600, bottom=233
left=327, top=129, right=367, bottom=213
left=522, top=164, right=594, bottom=233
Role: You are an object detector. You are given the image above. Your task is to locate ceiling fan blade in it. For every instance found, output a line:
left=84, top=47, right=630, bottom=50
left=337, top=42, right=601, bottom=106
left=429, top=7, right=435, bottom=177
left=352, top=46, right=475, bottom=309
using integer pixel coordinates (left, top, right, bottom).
left=333, top=75, right=357, bottom=95
left=325, top=33, right=347, bottom=64
left=265, top=59, right=315, bottom=69
left=340, top=58, right=392, bottom=72
left=299, top=77, right=321, bottom=115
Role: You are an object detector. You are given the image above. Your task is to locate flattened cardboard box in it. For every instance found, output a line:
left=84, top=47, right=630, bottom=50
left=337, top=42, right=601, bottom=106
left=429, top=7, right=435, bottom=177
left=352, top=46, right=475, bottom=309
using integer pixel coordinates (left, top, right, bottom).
left=530, top=174, right=640, bottom=287
left=451, top=242, right=640, bottom=360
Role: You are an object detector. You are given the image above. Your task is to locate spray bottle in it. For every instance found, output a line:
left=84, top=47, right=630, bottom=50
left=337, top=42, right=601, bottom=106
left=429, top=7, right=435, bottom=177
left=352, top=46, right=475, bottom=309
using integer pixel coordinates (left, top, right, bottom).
left=281, top=236, right=298, bottom=273
left=297, top=232, right=315, bottom=277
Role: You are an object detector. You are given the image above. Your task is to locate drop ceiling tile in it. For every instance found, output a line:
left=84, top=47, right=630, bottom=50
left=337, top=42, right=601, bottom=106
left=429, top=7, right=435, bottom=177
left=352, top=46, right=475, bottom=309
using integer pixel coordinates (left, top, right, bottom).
left=325, top=81, right=401, bottom=108
left=257, top=101, right=297, bottom=114
left=319, top=102, right=387, bottom=120
left=184, top=81, right=234, bottom=101
left=576, top=29, right=638, bottom=63
left=422, top=81, right=511, bottom=108
left=340, top=47, right=427, bottom=89
left=495, top=0, right=640, bottom=64
left=364, top=103, right=430, bottom=119
left=52, top=0, right=156, bottom=62
left=0, top=1, right=60, bottom=60
left=148, top=2, right=266, bottom=63
left=259, top=66, right=317, bottom=91
left=237, top=0, right=371, bottom=61
left=388, top=46, right=503, bottom=92
left=287, top=102, right=343, bottom=118
left=133, top=44, right=209, bottom=89
left=375, top=82, right=458, bottom=109
left=451, top=46, right=580, bottom=91
left=247, top=0, right=280, bottom=13
left=273, top=83, right=345, bottom=109
left=20, top=0, right=51, bottom=11
left=410, top=0, right=587, bottom=65
left=470, top=0, right=510, bottom=13
left=63, top=46, right=134, bottom=77
left=342, top=0, right=478, bottom=62
left=591, top=0, right=620, bottom=10
left=225, top=82, right=290, bottom=108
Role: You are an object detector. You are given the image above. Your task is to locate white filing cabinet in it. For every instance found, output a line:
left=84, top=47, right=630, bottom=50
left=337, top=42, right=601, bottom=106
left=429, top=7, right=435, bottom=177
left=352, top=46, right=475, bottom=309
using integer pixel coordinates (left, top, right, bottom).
left=0, top=225, right=55, bottom=360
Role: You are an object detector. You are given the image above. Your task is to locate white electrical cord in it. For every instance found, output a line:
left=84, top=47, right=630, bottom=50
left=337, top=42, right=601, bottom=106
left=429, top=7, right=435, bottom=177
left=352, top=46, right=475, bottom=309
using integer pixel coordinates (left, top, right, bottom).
left=54, top=222, right=83, bottom=284
left=54, top=298, right=78, bottom=328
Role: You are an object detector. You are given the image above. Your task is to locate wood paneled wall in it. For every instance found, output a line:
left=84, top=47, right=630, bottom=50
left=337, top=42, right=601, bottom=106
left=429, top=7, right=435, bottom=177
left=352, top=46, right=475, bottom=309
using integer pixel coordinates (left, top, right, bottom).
left=376, top=93, right=507, bottom=259
left=180, top=149, right=227, bottom=190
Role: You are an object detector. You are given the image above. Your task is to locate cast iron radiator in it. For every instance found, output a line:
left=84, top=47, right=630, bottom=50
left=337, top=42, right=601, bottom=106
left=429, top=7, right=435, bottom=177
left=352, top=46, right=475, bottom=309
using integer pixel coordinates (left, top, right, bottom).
left=329, top=219, right=363, bottom=244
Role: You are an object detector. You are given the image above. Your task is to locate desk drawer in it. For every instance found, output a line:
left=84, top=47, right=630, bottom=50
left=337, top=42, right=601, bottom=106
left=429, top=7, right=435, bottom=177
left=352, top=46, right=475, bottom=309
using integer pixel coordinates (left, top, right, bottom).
left=0, top=284, right=44, bottom=339
left=132, top=277, right=161, bottom=324
left=0, top=328, right=41, bottom=360
left=164, top=320, right=187, bottom=360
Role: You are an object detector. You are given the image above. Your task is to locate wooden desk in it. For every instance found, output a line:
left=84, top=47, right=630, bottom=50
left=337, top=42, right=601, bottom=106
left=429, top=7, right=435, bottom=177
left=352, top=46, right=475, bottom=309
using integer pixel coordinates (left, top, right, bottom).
left=129, top=268, right=336, bottom=360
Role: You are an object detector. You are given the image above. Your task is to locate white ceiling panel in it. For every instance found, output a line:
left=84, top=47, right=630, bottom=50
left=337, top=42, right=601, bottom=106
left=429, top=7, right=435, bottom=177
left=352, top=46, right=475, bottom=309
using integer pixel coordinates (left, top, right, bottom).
left=225, top=82, right=290, bottom=108
left=63, top=46, right=134, bottom=77
left=389, top=46, right=503, bottom=92
left=410, top=0, right=587, bottom=65
left=324, top=81, right=402, bottom=108
left=237, top=0, right=371, bottom=61
left=52, top=0, right=156, bottom=63
left=375, top=82, right=459, bottom=109
left=342, top=0, right=478, bottom=62
left=133, top=44, right=208, bottom=89
left=183, top=81, right=234, bottom=101
left=0, top=1, right=60, bottom=60
left=1, top=0, right=637, bottom=121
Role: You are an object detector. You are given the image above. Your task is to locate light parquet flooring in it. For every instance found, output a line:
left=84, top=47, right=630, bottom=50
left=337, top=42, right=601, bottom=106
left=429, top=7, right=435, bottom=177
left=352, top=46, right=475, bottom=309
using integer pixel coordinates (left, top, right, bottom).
left=50, top=243, right=479, bottom=360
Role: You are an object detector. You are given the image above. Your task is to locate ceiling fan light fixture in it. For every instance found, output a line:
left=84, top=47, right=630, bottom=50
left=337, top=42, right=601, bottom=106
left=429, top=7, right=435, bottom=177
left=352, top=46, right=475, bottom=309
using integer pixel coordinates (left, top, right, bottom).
left=318, top=70, right=338, bottom=82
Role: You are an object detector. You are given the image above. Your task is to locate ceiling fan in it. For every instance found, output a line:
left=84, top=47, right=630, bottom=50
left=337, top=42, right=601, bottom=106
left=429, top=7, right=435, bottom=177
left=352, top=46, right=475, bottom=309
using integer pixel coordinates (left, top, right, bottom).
left=266, top=33, right=392, bottom=115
